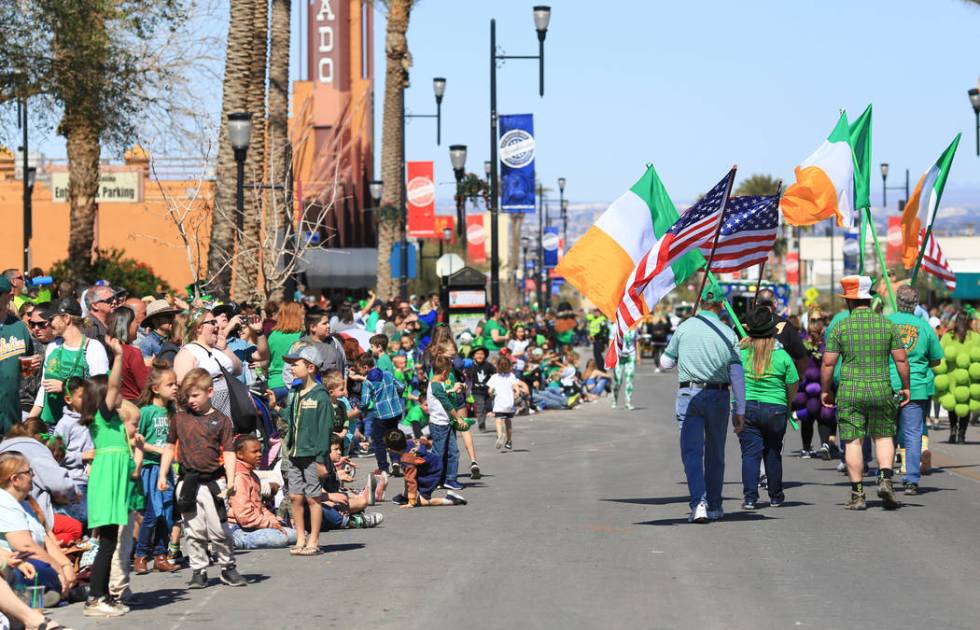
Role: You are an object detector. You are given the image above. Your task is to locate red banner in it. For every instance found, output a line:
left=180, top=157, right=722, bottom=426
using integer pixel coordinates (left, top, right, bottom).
left=785, top=251, right=799, bottom=285
left=433, top=215, right=455, bottom=243
left=886, top=215, right=902, bottom=265
left=406, top=161, right=436, bottom=237
left=466, top=215, right=486, bottom=262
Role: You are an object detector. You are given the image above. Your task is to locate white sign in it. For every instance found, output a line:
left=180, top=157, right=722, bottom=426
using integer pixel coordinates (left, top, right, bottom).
left=51, top=171, right=142, bottom=203
left=407, top=176, right=435, bottom=206
left=542, top=232, right=560, bottom=251
left=435, top=253, right=465, bottom=278
left=466, top=222, right=486, bottom=245
left=449, top=290, right=486, bottom=309
left=498, top=129, right=535, bottom=169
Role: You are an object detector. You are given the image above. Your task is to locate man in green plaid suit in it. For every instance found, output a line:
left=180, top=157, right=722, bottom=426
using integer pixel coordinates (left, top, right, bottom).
left=820, top=276, right=910, bottom=511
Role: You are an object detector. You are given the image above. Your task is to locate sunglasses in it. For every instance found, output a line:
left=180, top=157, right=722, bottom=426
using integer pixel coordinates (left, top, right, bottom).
left=28, top=320, right=49, bottom=329
left=202, top=319, right=218, bottom=327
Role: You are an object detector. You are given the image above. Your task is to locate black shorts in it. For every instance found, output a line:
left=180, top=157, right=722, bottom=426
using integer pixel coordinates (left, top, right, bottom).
left=495, top=412, right=514, bottom=419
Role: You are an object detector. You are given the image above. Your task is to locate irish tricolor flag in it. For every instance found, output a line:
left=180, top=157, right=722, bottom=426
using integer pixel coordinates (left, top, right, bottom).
left=901, top=134, right=961, bottom=269
left=780, top=112, right=857, bottom=229
left=557, top=166, right=703, bottom=319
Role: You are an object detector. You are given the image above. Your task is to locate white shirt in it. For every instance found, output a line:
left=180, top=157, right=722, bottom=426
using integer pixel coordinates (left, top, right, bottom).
left=0, top=489, right=46, bottom=552
left=507, top=339, right=530, bottom=356
left=183, top=342, right=235, bottom=378
left=487, top=373, right=518, bottom=414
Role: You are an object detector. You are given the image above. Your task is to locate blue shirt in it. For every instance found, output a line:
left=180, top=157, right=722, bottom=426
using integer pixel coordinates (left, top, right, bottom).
left=361, top=368, right=405, bottom=420
left=138, top=329, right=165, bottom=359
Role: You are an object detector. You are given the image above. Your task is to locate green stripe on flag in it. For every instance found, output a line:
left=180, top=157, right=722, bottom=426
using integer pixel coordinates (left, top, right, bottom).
left=828, top=111, right=850, bottom=143
left=930, top=133, right=961, bottom=216
left=849, top=104, right=872, bottom=212
left=629, top=165, right=705, bottom=286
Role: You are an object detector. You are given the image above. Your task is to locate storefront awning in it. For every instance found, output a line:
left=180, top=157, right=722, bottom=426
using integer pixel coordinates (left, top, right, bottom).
left=299, top=248, right=378, bottom=289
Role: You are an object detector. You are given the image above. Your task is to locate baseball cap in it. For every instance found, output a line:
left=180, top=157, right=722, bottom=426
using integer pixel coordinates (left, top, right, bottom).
left=51, top=297, right=83, bottom=317
left=700, top=285, right=724, bottom=303
left=283, top=344, right=324, bottom=370
left=212, top=301, right=240, bottom=319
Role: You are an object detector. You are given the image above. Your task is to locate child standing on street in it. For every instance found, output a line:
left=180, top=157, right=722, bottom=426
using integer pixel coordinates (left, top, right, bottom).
left=357, top=354, right=405, bottom=476
left=158, top=368, right=246, bottom=589
left=468, top=346, right=495, bottom=433
left=487, top=356, right=519, bottom=450
left=134, top=361, right=180, bottom=574
left=427, top=356, right=467, bottom=490
left=281, top=345, right=333, bottom=556
left=80, top=337, right=142, bottom=617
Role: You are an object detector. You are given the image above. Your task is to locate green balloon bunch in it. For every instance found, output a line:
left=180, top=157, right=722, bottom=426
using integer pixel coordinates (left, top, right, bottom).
left=934, top=340, right=980, bottom=417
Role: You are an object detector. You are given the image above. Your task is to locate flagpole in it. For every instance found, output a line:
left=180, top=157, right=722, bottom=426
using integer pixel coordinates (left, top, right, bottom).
left=866, top=206, right=897, bottom=311
left=751, top=181, right=783, bottom=309
left=910, top=223, right=935, bottom=284
left=694, top=166, right=737, bottom=313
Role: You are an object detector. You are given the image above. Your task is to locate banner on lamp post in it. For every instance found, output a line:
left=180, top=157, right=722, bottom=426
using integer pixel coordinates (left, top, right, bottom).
left=543, top=226, right=560, bottom=268
left=407, top=161, right=436, bottom=237
left=499, top=114, right=535, bottom=213
left=843, top=228, right=860, bottom=275
left=433, top=215, right=456, bottom=244
left=466, top=214, right=487, bottom=263
left=785, top=251, right=799, bottom=285
left=886, top=215, right=902, bottom=265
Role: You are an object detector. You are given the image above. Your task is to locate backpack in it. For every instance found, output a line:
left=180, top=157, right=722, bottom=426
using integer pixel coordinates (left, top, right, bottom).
left=191, top=343, right=258, bottom=434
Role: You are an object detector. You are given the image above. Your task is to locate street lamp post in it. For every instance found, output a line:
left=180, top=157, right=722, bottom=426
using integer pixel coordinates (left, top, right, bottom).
left=16, top=80, right=30, bottom=273
left=879, top=162, right=909, bottom=211
left=560, top=198, right=569, bottom=248
left=440, top=226, right=452, bottom=258
left=449, top=144, right=467, bottom=247
left=536, top=183, right=546, bottom=309
left=970, top=88, right=980, bottom=156
left=227, top=112, right=253, bottom=236
left=400, top=77, right=446, bottom=300
left=520, top=236, right=530, bottom=306
left=489, top=6, right=551, bottom=308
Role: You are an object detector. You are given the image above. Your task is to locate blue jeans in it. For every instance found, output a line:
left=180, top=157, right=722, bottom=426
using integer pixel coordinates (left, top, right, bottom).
left=321, top=505, right=349, bottom=530
left=738, top=401, right=788, bottom=503
left=429, top=423, right=459, bottom=485
left=900, top=400, right=927, bottom=484
left=533, top=389, right=567, bottom=409
left=135, top=465, right=174, bottom=558
left=677, top=388, right=731, bottom=511
left=229, top=524, right=297, bottom=549
left=372, top=415, right=401, bottom=473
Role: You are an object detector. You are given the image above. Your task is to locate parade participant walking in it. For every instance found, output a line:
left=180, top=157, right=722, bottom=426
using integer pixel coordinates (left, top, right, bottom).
left=737, top=307, right=799, bottom=509
left=610, top=326, right=638, bottom=411
left=661, top=286, right=745, bottom=523
left=940, top=313, right=974, bottom=443
left=888, top=285, right=942, bottom=495
left=0, top=276, right=32, bottom=433
left=820, top=276, right=910, bottom=511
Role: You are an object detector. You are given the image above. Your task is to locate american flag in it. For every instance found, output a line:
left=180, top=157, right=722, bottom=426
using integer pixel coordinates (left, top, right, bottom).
left=919, top=229, right=956, bottom=290
left=605, top=167, right=736, bottom=368
left=700, top=194, right=780, bottom=273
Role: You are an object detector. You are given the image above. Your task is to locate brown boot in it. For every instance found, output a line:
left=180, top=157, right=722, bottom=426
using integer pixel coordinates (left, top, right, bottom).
left=153, top=554, right=179, bottom=573
left=133, top=556, right=150, bottom=575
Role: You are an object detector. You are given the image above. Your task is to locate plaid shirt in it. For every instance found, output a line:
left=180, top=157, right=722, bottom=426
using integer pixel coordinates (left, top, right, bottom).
left=361, top=369, right=405, bottom=420
left=826, top=307, right=903, bottom=384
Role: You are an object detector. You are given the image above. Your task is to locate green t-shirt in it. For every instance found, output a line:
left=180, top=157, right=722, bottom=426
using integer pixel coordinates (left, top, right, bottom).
left=0, top=315, right=30, bottom=434
left=267, top=331, right=302, bottom=389
left=888, top=312, right=943, bottom=400
left=366, top=311, right=380, bottom=333
left=138, top=404, right=171, bottom=465
left=400, top=404, right=429, bottom=431
left=740, top=347, right=799, bottom=406
left=376, top=352, right=394, bottom=374
left=483, top=319, right=507, bottom=350
left=41, top=342, right=90, bottom=423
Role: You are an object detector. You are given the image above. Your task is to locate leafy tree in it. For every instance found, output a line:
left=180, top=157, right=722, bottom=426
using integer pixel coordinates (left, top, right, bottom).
left=734, top=173, right=781, bottom=196
left=0, top=0, right=198, bottom=282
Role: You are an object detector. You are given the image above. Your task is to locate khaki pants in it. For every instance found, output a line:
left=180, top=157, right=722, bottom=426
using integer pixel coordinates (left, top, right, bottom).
left=177, top=480, right=235, bottom=572
left=109, top=511, right=136, bottom=598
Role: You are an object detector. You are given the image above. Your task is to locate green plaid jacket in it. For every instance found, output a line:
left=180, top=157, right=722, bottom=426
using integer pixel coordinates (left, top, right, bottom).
left=826, top=308, right=903, bottom=384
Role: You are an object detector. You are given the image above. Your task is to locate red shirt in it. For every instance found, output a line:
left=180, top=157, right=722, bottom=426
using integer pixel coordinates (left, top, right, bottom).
left=121, top=343, right=150, bottom=401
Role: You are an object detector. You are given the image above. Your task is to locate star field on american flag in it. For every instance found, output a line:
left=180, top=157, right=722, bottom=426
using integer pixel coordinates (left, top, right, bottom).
left=700, top=194, right=779, bottom=273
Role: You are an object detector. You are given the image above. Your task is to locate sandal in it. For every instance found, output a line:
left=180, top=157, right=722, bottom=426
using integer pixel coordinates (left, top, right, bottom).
left=35, top=617, right=75, bottom=630
left=295, top=546, right=322, bottom=556
left=288, top=545, right=305, bottom=556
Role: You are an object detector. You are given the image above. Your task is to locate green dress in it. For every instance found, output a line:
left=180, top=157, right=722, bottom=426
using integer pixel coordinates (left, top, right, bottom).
left=87, top=404, right=139, bottom=528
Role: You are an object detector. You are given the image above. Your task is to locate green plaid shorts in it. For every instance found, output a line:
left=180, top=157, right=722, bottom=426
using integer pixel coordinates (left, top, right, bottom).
left=836, top=380, right=897, bottom=441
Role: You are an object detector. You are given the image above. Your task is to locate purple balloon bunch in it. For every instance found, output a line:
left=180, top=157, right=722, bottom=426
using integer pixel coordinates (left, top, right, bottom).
left=792, top=365, right=836, bottom=423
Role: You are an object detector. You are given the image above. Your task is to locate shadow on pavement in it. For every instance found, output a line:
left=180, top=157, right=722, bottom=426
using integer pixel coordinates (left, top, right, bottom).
left=763, top=500, right=812, bottom=508
left=318, top=543, right=366, bottom=553
left=133, top=587, right=190, bottom=608
left=602, top=496, right=693, bottom=506
left=635, top=512, right=777, bottom=526
left=913, top=486, right=955, bottom=495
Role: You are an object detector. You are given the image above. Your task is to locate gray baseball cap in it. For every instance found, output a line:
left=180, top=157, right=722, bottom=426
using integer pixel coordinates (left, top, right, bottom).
left=283, top=344, right=324, bottom=370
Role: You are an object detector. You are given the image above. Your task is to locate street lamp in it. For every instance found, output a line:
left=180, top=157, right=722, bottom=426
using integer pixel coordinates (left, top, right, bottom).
left=449, top=144, right=467, bottom=244
left=561, top=198, right=569, bottom=247
left=227, top=112, right=252, bottom=234
left=400, top=77, right=448, bottom=300
left=484, top=160, right=492, bottom=180
left=488, top=5, right=553, bottom=308
left=521, top=236, right=530, bottom=306
left=536, top=183, right=546, bottom=309
left=880, top=162, right=909, bottom=210
left=969, top=88, right=980, bottom=156
left=369, top=180, right=384, bottom=206
left=15, top=73, right=30, bottom=272
left=557, top=176, right=566, bottom=247
left=23, top=166, right=35, bottom=271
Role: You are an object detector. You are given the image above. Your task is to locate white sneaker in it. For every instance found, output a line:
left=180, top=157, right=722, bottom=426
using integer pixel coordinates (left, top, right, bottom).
left=495, top=435, right=504, bottom=449
left=610, top=401, right=617, bottom=409
left=707, top=508, right=725, bottom=521
left=688, top=500, right=708, bottom=523
left=624, top=403, right=635, bottom=411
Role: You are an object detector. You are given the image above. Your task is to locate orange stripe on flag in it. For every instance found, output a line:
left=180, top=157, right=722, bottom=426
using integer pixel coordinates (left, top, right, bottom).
left=779, top=165, right=842, bottom=227
left=556, top=226, right=636, bottom=318
left=901, top=174, right=927, bottom=269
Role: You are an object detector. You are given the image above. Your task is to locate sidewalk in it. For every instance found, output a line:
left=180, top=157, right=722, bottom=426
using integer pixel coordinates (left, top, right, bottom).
left=927, top=419, right=980, bottom=484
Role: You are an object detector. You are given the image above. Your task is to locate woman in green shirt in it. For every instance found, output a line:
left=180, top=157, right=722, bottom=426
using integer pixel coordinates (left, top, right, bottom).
left=737, top=307, right=799, bottom=510
left=267, top=302, right=305, bottom=402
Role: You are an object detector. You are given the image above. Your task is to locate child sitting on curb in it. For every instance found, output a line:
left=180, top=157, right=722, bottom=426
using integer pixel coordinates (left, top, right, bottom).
left=227, top=435, right=297, bottom=549
left=384, top=430, right=466, bottom=507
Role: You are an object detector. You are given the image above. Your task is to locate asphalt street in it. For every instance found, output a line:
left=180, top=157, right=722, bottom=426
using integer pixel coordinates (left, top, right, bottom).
left=51, top=363, right=980, bottom=630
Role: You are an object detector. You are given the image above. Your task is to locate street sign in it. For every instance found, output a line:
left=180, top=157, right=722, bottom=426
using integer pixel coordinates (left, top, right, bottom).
left=435, top=253, right=465, bottom=278
left=389, top=242, right=417, bottom=279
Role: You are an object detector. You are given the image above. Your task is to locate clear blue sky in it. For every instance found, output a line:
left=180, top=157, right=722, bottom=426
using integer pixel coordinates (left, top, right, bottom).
left=377, top=0, right=980, bottom=207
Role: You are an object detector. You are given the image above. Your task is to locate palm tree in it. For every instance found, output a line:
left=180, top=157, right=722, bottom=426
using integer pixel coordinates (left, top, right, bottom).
left=209, top=0, right=257, bottom=294
left=376, top=0, right=415, bottom=299
left=734, top=173, right=780, bottom=196
left=267, top=0, right=291, bottom=291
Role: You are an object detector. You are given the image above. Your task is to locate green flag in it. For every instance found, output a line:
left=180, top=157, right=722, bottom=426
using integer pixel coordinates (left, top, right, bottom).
left=848, top=105, right=872, bottom=273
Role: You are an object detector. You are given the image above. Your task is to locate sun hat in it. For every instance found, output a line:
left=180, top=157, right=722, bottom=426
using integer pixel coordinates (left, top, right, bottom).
left=145, top=299, right=180, bottom=321
left=745, top=306, right=778, bottom=338
left=929, top=316, right=941, bottom=329
left=283, top=344, right=324, bottom=370
left=837, top=275, right=873, bottom=300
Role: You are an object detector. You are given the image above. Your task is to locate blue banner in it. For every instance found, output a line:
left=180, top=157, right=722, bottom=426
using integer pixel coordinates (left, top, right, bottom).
left=499, top=113, right=535, bottom=213
left=543, top=226, right=560, bottom=268
left=842, top=228, right=859, bottom=276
